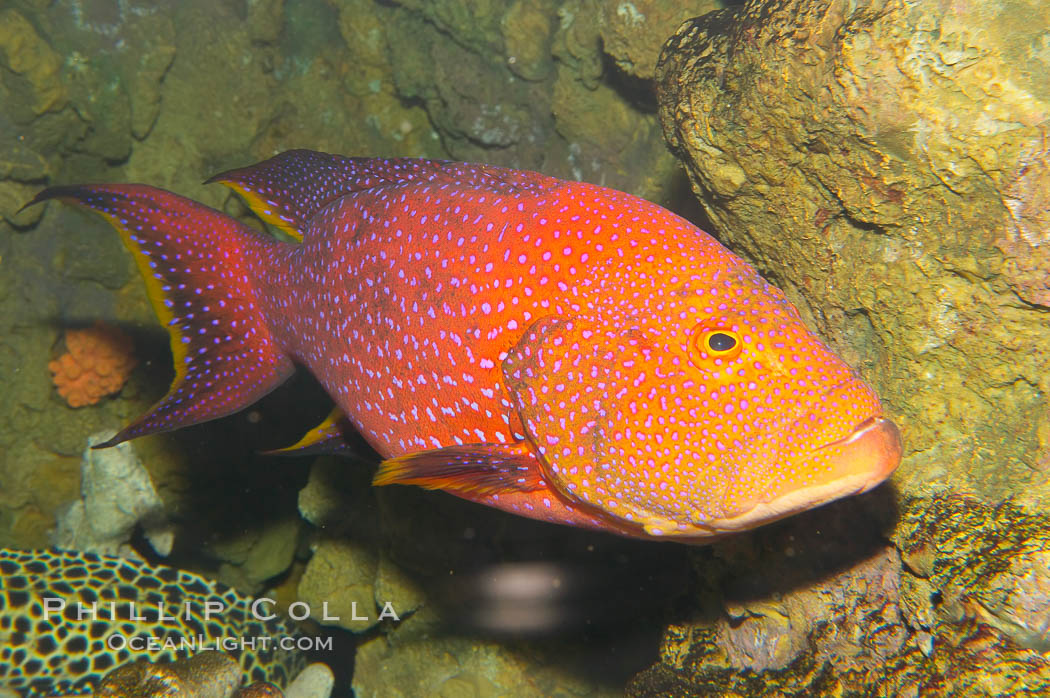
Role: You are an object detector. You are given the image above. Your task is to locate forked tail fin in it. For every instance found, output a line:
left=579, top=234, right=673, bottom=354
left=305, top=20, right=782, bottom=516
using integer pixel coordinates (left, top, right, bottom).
left=29, top=184, right=294, bottom=447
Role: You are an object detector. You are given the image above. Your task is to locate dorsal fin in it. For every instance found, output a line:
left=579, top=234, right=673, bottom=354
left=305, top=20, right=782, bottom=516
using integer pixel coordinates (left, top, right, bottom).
left=207, top=150, right=562, bottom=241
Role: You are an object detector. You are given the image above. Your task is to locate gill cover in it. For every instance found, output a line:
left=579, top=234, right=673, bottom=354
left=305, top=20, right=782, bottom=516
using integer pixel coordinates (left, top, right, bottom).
left=502, top=315, right=713, bottom=536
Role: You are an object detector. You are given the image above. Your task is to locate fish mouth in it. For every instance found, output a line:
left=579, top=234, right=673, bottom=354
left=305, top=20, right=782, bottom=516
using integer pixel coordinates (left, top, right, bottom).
left=705, top=416, right=902, bottom=532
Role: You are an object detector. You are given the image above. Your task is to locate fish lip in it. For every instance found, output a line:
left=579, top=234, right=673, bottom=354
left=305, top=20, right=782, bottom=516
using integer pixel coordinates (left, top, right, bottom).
left=814, top=415, right=888, bottom=453
left=703, top=416, right=902, bottom=533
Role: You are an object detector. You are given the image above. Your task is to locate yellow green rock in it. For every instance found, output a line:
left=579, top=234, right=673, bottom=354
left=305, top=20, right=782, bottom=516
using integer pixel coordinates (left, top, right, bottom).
left=0, top=9, right=66, bottom=117
left=650, top=0, right=1050, bottom=692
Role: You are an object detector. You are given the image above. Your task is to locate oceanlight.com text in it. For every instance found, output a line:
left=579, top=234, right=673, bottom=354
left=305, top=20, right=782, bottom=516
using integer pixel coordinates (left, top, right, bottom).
left=106, top=633, right=333, bottom=653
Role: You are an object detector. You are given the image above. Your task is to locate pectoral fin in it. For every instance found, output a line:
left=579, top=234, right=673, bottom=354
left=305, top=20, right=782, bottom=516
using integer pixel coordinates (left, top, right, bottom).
left=375, top=434, right=653, bottom=538
left=373, top=441, right=546, bottom=497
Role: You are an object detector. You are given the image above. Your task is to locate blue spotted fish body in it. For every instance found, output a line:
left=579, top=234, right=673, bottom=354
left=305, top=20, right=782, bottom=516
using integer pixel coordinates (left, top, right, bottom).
left=30, top=150, right=900, bottom=540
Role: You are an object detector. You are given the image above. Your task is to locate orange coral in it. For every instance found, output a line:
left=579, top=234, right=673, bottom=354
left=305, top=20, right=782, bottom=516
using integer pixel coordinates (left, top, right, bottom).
left=49, top=322, right=138, bottom=407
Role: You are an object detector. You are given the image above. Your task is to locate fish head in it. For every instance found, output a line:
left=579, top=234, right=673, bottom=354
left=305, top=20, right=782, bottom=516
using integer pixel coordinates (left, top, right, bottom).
left=503, top=265, right=901, bottom=540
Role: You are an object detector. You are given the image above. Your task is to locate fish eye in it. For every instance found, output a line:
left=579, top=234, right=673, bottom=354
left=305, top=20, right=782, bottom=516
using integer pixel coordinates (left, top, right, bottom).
left=689, top=325, right=743, bottom=365
left=707, top=332, right=737, bottom=353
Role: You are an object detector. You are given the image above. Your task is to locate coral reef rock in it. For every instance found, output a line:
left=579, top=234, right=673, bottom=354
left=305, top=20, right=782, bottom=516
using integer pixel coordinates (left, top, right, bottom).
left=657, top=0, right=1050, bottom=504
left=96, top=651, right=242, bottom=698
left=631, top=615, right=1050, bottom=696
left=284, top=663, right=334, bottom=698
left=599, top=1, right=721, bottom=80
left=896, top=494, right=1050, bottom=654
left=648, top=0, right=1050, bottom=692
left=626, top=495, right=1050, bottom=695
left=296, top=459, right=424, bottom=635
left=96, top=652, right=332, bottom=698
left=51, top=429, right=172, bottom=556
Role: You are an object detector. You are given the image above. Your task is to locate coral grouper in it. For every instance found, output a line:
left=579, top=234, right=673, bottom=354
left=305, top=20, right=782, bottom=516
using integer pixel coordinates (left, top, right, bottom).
left=30, top=150, right=902, bottom=541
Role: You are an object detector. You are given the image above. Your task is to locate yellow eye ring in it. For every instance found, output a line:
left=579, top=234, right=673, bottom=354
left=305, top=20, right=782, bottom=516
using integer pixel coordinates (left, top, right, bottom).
left=690, top=326, right=743, bottom=363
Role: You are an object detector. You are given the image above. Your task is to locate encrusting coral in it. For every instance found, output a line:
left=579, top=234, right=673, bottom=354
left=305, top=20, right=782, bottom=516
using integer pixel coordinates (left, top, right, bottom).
left=48, top=321, right=137, bottom=407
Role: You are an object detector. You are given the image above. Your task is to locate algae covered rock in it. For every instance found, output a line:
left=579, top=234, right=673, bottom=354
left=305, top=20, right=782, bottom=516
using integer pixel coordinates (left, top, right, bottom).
left=0, top=9, right=67, bottom=118
left=296, top=538, right=382, bottom=634
left=896, top=494, right=1050, bottom=653
left=296, top=458, right=425, bottom=634
left=353, top=632, right=616, bottom=698
left=0, top=10, right=64, bottom=226
left=657, top=0, right=1050, bottom=500
left=367, top=0, right=685, bottom=197
left=501, top=0, right=558, bottom=81
left=598, top=1, right=721, bottom=80
left=207, top=515, right=301, bottom=592
left=649, top=0, right=1050, bottom=692
left=627, top=495, right=1050, bottom=696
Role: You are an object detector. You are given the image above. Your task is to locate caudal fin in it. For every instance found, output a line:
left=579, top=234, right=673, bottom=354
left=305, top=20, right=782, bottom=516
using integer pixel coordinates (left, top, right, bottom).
left=29, top=184, right=294, bottom=447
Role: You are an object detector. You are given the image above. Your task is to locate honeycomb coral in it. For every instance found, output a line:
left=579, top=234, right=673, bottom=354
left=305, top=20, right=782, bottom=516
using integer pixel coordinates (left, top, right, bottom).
left=49, top=322, right=137, bottom=407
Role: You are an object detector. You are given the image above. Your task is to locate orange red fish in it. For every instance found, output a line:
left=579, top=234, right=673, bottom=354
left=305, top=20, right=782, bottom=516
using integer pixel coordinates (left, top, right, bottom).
left=29, top=150, right=901, bottom=540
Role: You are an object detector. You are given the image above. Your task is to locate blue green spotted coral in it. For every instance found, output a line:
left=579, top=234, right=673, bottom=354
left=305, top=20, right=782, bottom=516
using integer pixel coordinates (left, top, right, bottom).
left=0, top=549, right=305, bottom=697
